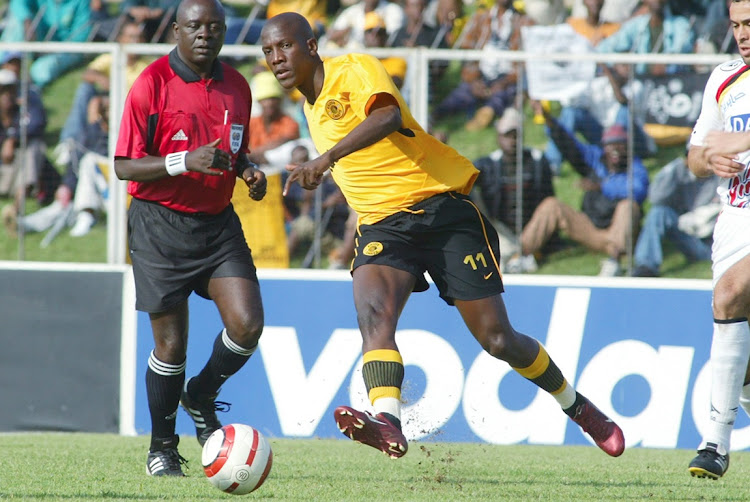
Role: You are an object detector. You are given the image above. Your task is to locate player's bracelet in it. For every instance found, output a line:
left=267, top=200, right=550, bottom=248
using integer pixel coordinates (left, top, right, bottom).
left=165, top=151, right=188, bottom=176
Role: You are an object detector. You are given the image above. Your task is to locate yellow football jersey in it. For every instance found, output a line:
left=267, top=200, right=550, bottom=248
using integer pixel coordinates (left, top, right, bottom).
left=304, top=53, right=479, bottom=225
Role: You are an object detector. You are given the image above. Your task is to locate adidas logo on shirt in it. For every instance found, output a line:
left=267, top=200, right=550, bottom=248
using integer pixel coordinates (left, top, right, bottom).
left=171, top=129, right=188, bottom=141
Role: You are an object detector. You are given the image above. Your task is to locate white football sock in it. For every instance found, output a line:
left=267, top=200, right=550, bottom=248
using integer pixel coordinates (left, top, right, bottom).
left=701, top=319, right=750, bottom=454
left=373, top=397, right=401, bottom=421
left=554, top=382, right=577, bottom=410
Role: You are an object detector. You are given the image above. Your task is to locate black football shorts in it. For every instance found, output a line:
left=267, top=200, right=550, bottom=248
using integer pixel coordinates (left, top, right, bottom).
left=351, top=192, right=504, bottom=305
left=128, top=197, right=258, bottom=313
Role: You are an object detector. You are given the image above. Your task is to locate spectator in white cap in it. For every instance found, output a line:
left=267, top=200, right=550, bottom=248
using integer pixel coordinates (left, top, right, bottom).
left=471, top=107, right=555, bottom=273
left=0, top=69, right=17, bottom=90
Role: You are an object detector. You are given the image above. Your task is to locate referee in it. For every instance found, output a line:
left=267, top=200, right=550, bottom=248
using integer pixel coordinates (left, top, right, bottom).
left=114, top=0, right=267, bottom=476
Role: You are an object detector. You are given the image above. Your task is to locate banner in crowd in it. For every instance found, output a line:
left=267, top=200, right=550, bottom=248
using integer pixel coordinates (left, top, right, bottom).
left=232, top=171, right=289, bottom=268
left=522, top=24, right=597, bottom=102
left=640, top=71, right=707, bottom=145
left=641, top=71, right=707, bottom=127
left=133, top=271, right=750, bottom=452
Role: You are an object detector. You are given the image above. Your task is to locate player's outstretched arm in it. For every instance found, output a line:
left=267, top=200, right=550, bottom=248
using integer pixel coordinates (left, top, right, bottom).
left=283, top=101, right=402, bottom=196
left=115, top=138, right=234, bottom=181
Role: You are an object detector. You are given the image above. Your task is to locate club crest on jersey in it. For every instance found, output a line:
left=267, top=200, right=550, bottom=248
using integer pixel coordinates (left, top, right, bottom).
left=230, top=124, right=244, bottom=153
left=363, top=242, right=383, bottom=256
left=325, top=99, right=346, bottom=120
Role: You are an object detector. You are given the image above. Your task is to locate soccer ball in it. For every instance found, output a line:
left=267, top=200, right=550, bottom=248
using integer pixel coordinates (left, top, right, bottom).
left=202, top=423, right=273, bottom=495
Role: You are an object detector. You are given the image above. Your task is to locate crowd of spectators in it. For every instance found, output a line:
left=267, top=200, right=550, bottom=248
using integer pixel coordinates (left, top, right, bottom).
left=0, top=0, right=733, bottom=275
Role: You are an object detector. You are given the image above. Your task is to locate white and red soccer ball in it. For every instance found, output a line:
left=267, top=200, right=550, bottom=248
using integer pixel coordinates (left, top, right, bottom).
left=202, top=423, right=273, bottom=495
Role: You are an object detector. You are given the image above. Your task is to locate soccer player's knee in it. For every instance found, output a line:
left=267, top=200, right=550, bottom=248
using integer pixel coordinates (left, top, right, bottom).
left=713, top=280, right=749, bottom=319
left=482, top=332, right=512, bottom=361
left=229, top=317, right=264, bottom=348
left=156, top=336, right=188, bottom=362
left=357, top=299, right=397, bottom=333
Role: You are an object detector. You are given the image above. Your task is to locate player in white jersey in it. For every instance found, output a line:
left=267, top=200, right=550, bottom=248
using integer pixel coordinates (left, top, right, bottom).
left=686, top=0, right=750, bottom=480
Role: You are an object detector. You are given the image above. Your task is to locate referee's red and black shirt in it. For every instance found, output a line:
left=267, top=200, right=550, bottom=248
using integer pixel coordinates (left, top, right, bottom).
left=116, top=49, right=252, bottom=214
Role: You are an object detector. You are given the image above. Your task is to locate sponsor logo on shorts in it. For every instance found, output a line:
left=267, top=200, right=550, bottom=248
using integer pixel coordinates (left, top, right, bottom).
left=325, top=99, right=346, bottom=120
left=363, top=242, right=383, bottom=256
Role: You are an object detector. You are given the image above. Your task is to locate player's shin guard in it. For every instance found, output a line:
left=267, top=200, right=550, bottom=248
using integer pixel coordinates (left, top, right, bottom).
left=702, top=318, right=750, bottom=453
left=362, top=349, right=404, bottom=423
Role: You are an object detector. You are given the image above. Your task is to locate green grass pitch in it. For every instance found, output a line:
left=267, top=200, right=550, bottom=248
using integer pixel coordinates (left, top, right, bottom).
left=2, top=433, right=750, bottom=500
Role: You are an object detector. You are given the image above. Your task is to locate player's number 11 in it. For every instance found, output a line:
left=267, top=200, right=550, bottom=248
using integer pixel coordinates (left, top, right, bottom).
left=464, top=253, right=487, bottom=270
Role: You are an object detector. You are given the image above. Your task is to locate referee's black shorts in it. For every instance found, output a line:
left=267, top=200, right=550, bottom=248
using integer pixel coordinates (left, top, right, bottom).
left=351, top=192, right=504, bottom=305
left=128, top=197, right=258, bottom=313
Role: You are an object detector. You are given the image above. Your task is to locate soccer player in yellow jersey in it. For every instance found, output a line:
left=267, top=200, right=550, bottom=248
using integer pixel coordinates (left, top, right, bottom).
left=260, top=12, right=625, bottom=459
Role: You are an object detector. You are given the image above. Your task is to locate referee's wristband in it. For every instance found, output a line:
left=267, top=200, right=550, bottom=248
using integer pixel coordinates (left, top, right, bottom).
left=165, top=151, right=188, bottom=176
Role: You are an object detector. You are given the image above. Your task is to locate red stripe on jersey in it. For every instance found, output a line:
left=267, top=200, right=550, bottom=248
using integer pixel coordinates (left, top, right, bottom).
left=716, top=65, right=750, bottom=103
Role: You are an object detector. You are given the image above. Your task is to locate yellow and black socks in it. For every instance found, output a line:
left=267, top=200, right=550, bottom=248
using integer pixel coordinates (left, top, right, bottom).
left=362, top=349, right=404, bottom=427
left=512, top=341, right=580, bottom=415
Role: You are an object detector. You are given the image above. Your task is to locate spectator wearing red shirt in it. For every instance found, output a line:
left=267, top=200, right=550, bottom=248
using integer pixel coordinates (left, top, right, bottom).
left=114, top=0, right=267, bottom=477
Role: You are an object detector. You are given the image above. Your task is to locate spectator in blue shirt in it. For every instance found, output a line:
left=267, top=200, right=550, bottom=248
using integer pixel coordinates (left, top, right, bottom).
left=0, top=0, right=92, bottom=88
left=513, top=101, right=649, bottom=276
left=595, top=0, right=695, bottom=76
